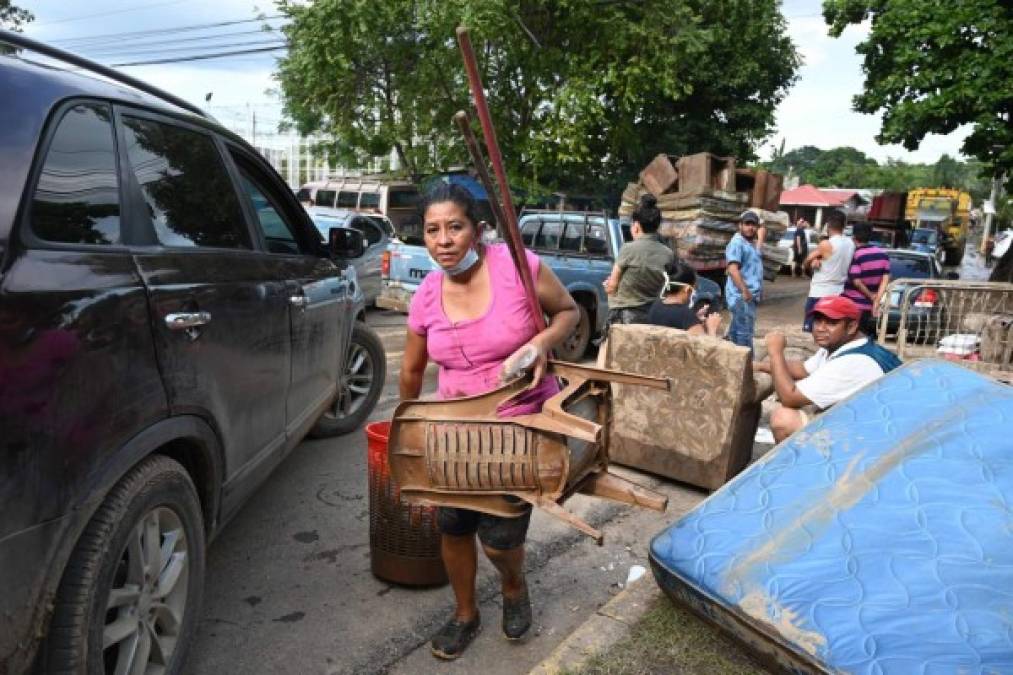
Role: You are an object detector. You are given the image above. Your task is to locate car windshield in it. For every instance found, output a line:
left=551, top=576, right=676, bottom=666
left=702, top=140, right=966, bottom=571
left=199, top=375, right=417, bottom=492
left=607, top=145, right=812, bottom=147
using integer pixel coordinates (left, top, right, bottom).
left=912, top=229, right=937, bottom=244
left=889, top=254, right=931, bottom=278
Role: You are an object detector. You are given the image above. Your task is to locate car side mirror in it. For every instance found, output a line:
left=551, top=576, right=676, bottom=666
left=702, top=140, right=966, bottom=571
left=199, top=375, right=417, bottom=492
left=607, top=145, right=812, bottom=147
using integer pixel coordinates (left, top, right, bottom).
left=946, top=271, right=959, bottom=280
left=328, top=227, right=366, bottom=258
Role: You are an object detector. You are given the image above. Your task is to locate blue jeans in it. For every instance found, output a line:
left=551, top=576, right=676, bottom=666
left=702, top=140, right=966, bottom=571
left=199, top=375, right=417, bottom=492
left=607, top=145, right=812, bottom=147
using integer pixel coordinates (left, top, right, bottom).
left=803, top=296, right=820, bottom=332
left=727, top=298, right=757, bottom=350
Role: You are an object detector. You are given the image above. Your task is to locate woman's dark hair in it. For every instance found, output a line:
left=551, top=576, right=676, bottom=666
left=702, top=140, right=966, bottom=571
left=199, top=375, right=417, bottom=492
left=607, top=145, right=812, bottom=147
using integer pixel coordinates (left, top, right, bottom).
left=419, top=183, right=480, bottom=227
left=663, top=259, right=697, bottom=293
left=631, top=194, right=662, bottom=233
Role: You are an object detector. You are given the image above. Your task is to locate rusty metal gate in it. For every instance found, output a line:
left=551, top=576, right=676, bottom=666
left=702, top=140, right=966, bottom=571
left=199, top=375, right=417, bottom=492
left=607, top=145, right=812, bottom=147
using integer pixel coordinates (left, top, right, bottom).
left=876, top=279, right=1013, bottom=380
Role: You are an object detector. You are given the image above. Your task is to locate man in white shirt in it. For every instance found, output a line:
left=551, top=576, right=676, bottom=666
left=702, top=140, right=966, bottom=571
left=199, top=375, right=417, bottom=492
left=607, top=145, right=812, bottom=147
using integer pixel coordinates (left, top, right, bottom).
left=803, top=211, right=855, bottom=332
left=755, top=295, right=901, bottom=442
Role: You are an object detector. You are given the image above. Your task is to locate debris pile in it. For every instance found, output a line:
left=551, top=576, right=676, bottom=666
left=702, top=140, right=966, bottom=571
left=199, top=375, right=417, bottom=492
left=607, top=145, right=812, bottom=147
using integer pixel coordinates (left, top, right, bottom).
left=620, top=153, right=791, bottom=280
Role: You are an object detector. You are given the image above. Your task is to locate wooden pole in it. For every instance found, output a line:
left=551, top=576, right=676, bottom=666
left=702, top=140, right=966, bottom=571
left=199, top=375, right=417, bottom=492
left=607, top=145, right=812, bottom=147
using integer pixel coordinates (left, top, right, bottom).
left=452, top=110, right=508, bottom=237
left=456, top=26, right=545, bottom=331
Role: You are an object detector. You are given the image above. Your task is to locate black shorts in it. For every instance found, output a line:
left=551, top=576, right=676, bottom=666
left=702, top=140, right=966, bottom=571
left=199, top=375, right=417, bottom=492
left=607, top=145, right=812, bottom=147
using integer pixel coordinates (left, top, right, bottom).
left=437, top=505, right=532, bottom=550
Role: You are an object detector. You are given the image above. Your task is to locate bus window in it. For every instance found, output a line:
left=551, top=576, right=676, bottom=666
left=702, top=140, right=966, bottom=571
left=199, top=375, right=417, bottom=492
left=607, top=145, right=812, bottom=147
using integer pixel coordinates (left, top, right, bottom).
left=315, top=189, right=336, bottom=207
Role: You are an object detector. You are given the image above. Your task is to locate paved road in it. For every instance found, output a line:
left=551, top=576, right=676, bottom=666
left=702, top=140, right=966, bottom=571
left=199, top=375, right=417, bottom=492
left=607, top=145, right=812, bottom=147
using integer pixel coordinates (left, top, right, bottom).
left=188, top=290, right=809, bottom=675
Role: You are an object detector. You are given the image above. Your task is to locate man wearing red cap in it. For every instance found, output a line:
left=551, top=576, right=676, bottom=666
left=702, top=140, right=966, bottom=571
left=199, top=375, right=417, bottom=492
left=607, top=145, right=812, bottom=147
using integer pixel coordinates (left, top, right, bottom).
left=755, top=295, right=901, bottom=442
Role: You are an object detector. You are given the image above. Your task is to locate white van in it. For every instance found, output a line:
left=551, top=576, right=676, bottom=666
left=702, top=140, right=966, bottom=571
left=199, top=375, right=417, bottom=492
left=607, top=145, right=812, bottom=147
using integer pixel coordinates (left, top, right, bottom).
left=296, top=177, right=420, bottom=227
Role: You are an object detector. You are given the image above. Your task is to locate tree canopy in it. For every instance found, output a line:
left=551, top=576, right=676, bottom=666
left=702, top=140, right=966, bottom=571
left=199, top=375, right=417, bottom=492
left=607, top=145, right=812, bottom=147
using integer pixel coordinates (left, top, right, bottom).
left=823, top=0, right=1012, bottom=189
left=275, top=0, right=799, bottom=196
left=0, top=1, right=32, bottom=30
left=765, top=145, right=990, bottom=199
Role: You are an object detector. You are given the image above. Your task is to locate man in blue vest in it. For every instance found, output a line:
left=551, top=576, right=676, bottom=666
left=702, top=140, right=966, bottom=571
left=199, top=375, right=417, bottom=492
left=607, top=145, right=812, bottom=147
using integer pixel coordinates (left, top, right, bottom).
left=755, top=295, right=901, bottom=442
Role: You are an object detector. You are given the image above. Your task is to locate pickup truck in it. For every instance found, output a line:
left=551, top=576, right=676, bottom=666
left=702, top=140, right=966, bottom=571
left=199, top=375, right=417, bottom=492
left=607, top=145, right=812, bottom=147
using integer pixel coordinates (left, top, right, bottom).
left=377, top=211, right=625, bottom=361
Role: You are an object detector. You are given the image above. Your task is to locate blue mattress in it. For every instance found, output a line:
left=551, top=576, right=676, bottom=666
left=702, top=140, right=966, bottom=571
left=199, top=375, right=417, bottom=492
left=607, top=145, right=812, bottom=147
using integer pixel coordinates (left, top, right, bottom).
left=650, top=361, right=1013, bottom=674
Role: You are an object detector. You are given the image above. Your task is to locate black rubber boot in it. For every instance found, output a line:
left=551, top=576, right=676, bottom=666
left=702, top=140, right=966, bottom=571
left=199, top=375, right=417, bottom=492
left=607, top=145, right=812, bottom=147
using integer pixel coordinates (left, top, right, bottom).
left=502, top=585, right=532, bottom=640
left=430, top=615, right=481, bottom=660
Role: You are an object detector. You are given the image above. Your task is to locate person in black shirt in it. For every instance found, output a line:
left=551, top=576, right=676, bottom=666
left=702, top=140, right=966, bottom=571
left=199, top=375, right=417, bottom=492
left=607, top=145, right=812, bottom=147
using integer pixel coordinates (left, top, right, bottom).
left=792, top=218, right=809, bottom=278
left=646, top=261, right=722, bottom=336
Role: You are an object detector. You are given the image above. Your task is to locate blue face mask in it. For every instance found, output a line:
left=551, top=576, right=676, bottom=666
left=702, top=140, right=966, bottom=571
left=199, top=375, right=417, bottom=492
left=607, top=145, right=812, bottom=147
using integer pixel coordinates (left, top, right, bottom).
left=433, top=246, right=480, bottom=277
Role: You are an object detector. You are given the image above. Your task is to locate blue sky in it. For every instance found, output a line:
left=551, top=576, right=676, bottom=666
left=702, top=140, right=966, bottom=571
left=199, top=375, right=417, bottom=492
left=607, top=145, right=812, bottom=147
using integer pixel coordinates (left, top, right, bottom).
left=19, top=0, right=971, bottom=164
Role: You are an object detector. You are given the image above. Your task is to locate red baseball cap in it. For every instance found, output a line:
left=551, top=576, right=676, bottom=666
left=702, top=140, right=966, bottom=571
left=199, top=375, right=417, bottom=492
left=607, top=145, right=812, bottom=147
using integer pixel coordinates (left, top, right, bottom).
left=809, top=295, right=861, bottom=321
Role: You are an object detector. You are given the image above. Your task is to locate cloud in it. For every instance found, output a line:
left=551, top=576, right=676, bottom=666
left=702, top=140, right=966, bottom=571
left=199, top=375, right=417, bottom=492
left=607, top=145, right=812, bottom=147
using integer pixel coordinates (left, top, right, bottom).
left=765, top=7, right=969, bottom=163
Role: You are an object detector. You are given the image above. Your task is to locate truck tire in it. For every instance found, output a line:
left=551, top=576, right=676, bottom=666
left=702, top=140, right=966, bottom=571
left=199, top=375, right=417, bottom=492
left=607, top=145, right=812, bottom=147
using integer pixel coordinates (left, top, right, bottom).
left=43, top=456, right=205, bottom=675
left=311, top=321, right=386, bottom=437
left=555, top=303, right=591, bottom=362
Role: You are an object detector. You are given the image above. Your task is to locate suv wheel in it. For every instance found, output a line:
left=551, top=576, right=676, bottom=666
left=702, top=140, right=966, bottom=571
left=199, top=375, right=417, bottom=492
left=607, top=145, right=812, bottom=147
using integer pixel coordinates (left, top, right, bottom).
left=43, top=456, right=205, bottom=675
left=311, top=321, right=386, bottom=437
left=555, top=303, right=591, bottom=362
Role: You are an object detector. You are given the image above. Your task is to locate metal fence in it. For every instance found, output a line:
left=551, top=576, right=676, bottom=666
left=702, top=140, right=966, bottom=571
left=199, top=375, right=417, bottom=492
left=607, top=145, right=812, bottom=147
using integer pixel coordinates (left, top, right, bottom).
left=876, top=279, right=1013, bottom=380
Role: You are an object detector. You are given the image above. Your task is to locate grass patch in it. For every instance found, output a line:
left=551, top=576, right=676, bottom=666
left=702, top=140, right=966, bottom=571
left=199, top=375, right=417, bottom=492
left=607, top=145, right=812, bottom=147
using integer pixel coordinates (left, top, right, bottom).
left=572, top=596, right=764, bottom=675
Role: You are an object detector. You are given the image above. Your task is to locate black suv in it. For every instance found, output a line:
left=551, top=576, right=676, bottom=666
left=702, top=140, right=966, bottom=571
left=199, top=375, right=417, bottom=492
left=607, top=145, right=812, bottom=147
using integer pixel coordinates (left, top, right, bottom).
left=0, top=32, right=385, bottom=674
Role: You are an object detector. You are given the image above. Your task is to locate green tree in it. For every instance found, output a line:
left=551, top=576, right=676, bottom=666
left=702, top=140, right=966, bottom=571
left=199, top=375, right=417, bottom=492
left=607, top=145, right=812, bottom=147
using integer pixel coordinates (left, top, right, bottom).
left=767, top=145, right=877, bottom=186
left=824, top=0, right=1013, bottom=191
left=276, top=0, right=799, bottom=195
left=0, top=1, right=32, bottom=30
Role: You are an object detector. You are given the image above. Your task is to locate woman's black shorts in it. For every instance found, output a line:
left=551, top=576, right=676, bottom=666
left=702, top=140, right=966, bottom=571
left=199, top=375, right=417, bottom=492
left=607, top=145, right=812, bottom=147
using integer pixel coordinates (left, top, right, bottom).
left=436, top=505, right=532, bottom=550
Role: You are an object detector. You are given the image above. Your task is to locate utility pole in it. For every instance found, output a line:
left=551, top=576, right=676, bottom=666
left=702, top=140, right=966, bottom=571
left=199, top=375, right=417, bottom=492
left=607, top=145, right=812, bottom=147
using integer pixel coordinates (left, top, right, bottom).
left=981, top=173, right=1000, bottom=255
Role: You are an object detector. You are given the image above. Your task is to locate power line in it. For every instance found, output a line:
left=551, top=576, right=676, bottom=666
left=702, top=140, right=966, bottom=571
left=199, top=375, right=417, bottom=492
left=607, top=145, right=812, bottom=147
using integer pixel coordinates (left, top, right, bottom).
left=112, top=45, right=287, bottom=67
left=34, top=0, right=201, bottom=28
left=60, top=28, right=277, bottom=53
left=80, top=38, right=286, bottom=59
left=52, top=15, right=284, bottom=47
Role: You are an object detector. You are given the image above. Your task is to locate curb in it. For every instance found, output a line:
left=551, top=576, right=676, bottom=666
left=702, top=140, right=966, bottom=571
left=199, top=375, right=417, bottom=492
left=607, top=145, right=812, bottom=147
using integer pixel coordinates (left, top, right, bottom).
left=528, top=575, right=661, bottom=674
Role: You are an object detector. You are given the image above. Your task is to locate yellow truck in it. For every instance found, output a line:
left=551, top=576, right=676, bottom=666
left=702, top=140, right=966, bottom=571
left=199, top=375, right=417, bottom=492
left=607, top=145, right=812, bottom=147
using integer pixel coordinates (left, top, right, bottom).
left=905, top=188, right=972, bottom=265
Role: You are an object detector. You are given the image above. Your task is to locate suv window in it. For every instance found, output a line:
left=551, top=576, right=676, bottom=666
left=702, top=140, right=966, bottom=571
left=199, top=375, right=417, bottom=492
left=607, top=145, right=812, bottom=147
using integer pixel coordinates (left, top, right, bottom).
left=122, top=116, right=250, bottom=249
left=560, top=222, right=582, bottom=252
left=388, top=188, right=419, bottom=209
left=238, top=172, right=302, bottom=255
left=520, top=219, right=539, bottom=246
left=315, top=189, right=336, bottom=207
left=348, top=216, right=383, bottom=247
left=534, top=220, right=562, bottom=249
left=31, top=103, right=121, bottom=245
left=398, top=222, right=425, bottom=246
left=359, top=192, right=380, bottom=209
left=586, top=224, right=608, bottom=254
left=337, top=191, right=358, bottom=208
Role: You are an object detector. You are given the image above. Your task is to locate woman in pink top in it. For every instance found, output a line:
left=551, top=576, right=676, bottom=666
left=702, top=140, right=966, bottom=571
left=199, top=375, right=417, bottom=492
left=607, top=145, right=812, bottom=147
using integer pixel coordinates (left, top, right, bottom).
left=401, top=184, right=578, bottom=660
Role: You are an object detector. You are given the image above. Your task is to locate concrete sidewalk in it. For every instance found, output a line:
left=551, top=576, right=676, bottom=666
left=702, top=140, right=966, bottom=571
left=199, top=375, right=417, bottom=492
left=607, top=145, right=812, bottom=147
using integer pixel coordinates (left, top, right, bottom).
left=529, top=575, right=661, bottom=674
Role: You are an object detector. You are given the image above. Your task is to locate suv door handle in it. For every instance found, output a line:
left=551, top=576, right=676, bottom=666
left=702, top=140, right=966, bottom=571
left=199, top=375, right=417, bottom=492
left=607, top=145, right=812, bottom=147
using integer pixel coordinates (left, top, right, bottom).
left=290, top=295, right=309, bottom=308
left=164, top=311, right=211, bottom=330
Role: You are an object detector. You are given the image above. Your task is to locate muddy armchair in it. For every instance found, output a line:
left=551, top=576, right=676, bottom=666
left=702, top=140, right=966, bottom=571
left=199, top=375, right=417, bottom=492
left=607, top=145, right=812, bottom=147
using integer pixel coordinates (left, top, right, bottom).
left=603, top=324, right=774, bottom=490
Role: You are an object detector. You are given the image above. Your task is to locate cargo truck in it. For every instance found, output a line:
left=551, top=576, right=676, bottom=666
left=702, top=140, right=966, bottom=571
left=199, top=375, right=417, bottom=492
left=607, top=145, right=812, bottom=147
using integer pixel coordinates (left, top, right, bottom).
left=905, top=188, right=972, bottom=265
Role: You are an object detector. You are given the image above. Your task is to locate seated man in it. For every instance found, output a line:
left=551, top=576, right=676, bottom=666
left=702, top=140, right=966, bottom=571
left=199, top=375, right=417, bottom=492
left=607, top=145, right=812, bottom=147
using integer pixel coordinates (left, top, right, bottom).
left=755, top=295, right=901, bottom=442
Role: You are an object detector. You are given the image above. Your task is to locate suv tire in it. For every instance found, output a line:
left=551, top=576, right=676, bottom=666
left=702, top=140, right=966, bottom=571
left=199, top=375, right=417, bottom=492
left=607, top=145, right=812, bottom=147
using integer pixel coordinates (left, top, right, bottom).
left=42, top=455, right=205, bottom=675
left=311, top=321, right=386, bottom=437
left=556, top=303, right=591, bottom=362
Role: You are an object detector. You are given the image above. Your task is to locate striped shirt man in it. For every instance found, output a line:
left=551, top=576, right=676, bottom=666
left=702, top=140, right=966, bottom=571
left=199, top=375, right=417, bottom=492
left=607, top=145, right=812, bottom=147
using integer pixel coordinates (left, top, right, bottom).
left=843, top=243, right=890, bottom=310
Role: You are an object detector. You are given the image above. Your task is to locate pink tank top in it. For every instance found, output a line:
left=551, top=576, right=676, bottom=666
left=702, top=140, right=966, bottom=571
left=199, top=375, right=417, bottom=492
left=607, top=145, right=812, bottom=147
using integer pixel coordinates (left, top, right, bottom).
left=407, top=243, right=560, bottom=416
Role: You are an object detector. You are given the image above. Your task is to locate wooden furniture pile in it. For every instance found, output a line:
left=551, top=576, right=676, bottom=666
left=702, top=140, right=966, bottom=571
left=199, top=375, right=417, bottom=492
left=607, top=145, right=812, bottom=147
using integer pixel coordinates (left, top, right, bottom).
left=620, top=153, right=790, bottom=279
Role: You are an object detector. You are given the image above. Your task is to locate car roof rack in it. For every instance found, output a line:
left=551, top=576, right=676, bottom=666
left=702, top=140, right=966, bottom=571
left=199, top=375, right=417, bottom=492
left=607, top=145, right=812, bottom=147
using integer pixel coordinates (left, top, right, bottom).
left=0, top=28, right=210, bottom=120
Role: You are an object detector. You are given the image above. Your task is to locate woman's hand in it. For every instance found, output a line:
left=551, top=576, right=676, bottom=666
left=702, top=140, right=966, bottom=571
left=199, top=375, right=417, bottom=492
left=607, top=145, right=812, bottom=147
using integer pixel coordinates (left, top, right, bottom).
left=500, top=342, right=547, bottom=388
